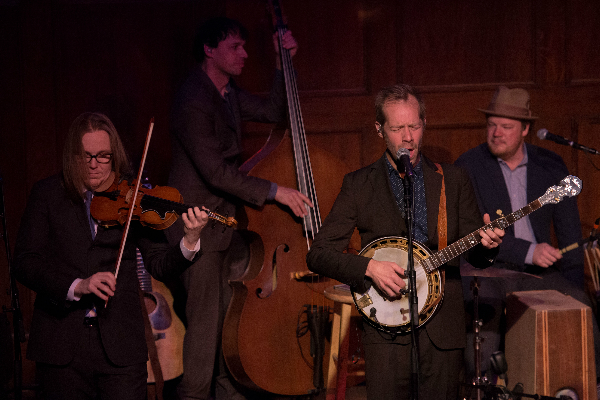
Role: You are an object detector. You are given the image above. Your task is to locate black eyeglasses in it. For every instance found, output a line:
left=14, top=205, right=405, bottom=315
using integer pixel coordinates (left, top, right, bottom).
left=85, top=153, right=113, bottom=164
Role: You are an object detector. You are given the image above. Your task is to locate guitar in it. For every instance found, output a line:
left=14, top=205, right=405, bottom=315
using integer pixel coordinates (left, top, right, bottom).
left=137, top=249, right=185, bottom=383
left=351, top=175, right=582, bottom=334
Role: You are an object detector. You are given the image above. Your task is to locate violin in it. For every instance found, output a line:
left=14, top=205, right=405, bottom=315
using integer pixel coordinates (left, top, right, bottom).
left=90, top=174, right=237, bottom=230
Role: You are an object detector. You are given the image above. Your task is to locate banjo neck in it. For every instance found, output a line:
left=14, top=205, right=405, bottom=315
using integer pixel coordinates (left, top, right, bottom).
left=421, top=198, right=543, bottom=274
left=422, top=174, right=582, bottom=273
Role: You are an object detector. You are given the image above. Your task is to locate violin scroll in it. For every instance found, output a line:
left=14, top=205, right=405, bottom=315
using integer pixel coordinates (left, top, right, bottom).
left=207, top=211, right=238, bottom=228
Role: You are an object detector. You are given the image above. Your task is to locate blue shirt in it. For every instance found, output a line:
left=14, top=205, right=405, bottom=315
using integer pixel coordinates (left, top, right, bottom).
left=497, top=145, right=537, bottom=264
left=386, top=156, right=428, bottom=243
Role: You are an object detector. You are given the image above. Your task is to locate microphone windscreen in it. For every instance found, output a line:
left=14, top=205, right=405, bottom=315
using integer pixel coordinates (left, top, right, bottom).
left=536, top=128, right=548, bottom=140
left=396, top=148, right=410, bottom=159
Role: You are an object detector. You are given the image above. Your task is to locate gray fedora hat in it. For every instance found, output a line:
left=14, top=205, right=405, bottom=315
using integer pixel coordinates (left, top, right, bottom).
left=478, top=86, right=538, bottom=120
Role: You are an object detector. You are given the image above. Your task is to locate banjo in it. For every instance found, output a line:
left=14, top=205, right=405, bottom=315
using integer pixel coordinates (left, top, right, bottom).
left=351, top=175, right=582, bottom=334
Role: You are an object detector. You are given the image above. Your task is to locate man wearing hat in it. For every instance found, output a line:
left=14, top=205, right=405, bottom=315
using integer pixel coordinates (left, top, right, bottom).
left=455, top=86, right=600, bottom=379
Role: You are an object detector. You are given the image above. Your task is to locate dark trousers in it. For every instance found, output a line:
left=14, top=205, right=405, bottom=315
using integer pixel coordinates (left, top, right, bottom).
left=37, top=323, right=147, bottom=400
left=176, top=232, right=249, bottom=400
left=364, top=329, right=464, bottom=400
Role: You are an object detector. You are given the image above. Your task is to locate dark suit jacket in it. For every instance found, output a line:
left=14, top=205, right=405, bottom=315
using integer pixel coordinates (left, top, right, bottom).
left=455, top=143, right=584, bottom=286
left=13, top=174, right=195, bottom=366
left=306, top=155, right=496, bottom=349
left=167, top=66, right=286, bottom=251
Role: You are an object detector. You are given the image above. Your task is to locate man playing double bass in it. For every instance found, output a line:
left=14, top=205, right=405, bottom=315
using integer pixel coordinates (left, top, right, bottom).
left=166, top=17, right=312, bottom=400
left=13, top=112, right=208, bottom=399
left=306, top=84, right=504, bottom=400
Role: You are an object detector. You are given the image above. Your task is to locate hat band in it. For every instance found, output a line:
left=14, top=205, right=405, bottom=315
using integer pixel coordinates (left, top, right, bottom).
left=487, top=102, right=532, bottom=118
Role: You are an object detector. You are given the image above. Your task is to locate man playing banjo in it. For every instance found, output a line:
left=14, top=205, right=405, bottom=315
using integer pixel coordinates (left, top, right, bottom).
left=306, top=84, right=504, bottom=400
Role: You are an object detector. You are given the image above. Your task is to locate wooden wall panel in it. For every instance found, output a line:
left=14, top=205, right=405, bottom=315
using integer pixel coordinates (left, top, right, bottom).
left=576, top=118, right=600, bottom=234
left=230, top=0, right=368, bottom=95
left=422, top=127, right=486, bottom=165
left=399, top=0, right=535, bottom=88
left=567, top=0, right=600, bottom=84
left=49, top=2, right=223, bottom=185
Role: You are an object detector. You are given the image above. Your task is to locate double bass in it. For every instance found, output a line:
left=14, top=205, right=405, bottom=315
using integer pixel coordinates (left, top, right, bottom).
left=222, top=1, right=354, bottom=395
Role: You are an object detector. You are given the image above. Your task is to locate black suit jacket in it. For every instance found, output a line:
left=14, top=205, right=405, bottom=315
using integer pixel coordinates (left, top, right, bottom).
left=306, top=155, right=496, bottom=349
left=14, top=174, right=195, bottom=366
left=167, top=66, right=286, bottom=251
left=455, top=143, right=584, bottom=286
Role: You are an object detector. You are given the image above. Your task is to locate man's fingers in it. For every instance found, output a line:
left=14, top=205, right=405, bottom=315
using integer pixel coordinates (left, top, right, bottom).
left=90, top=283, right=113, bottom=300
left=93, top=279, right=115, bottom=294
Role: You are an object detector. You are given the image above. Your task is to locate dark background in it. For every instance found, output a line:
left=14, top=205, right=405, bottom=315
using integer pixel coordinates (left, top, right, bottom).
left=1, top=0, right=599, bottom=392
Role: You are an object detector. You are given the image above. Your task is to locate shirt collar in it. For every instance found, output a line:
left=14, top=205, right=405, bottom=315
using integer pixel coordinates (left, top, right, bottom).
left=223, top=81, right=232, bottom=97
left=497, top=143, right=528, bottom=169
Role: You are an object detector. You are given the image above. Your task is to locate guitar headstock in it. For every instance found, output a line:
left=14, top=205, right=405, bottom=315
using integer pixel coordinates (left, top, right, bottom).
left=539, top=175, right=582, bottom=205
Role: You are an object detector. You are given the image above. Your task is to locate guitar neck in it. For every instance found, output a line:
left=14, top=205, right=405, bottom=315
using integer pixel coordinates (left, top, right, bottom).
left=421, top=198, right=543, bottom=273
left=136, top=248, right=153, bottom=292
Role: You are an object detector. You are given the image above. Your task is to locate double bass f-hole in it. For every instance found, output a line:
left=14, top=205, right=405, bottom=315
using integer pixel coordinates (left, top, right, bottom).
left=255, top=243, right=289, bottom=299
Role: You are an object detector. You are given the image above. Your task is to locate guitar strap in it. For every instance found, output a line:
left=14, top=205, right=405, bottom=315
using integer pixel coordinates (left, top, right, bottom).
left=434, top=163, right=447, bottom=249
left=139, top=285, right=165, bottom=400
left=433, top=163, right=448, bottom=311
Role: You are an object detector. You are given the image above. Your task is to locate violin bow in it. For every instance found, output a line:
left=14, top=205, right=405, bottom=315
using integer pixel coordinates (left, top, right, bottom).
left=105, top=118, right=154, bottom=307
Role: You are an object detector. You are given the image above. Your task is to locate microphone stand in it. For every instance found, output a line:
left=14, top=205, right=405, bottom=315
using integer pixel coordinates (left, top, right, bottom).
left=0, top=175, right=25, bottom=400
left=402, top=171, right=420, bottom=400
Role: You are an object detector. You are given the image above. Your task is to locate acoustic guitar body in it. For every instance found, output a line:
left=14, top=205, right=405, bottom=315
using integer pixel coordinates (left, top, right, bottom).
left=144, top=277, right=185, bottom=383
left=137, top=251, right=185, bottom=383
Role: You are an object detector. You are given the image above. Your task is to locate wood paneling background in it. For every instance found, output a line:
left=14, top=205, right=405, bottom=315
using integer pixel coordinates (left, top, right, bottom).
left=1, top=0, right=599, bottom=391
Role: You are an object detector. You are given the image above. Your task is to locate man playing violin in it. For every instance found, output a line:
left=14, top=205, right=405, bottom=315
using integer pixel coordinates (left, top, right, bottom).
left=307, top=85, right=504, bottom=400
left=167, top=17, right=311, bottom=400
left=13, top=112, right=208, bottom=400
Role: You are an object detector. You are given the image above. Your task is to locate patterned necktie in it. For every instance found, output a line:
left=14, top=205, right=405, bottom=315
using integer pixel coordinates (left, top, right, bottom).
left=85, top=191, right=96, bottom=240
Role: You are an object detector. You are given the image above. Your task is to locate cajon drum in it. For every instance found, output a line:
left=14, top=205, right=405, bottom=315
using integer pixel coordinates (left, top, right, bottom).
left=505, top=290, right=596, bottom=400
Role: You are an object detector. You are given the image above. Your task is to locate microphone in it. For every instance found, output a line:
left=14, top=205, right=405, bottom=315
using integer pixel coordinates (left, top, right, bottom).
left=537, top=128, right=600, bottom=155
left=395, top=148, right=414, bottom=180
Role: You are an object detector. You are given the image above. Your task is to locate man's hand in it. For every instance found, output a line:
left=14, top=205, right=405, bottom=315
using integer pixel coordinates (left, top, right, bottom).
left=274, top=30, right=298, bottom=69
left=479, top=213, right=504, bottom=249
left=182, top=206, right=208, bottom=250
left=75, top=272, right=116, bottom=301
left=532, top=242, right=562, bottom=268
left=365, top=259, right=406, bottom=298
left=274, top=186, right=313, bottom=218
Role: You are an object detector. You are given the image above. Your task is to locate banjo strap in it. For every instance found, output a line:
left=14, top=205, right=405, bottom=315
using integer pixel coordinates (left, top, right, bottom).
left=434, top=163, right=447, bottom=250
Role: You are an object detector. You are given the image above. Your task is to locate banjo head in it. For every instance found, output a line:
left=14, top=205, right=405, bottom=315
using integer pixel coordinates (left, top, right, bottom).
left=352, top=236, right=444, bottom=334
